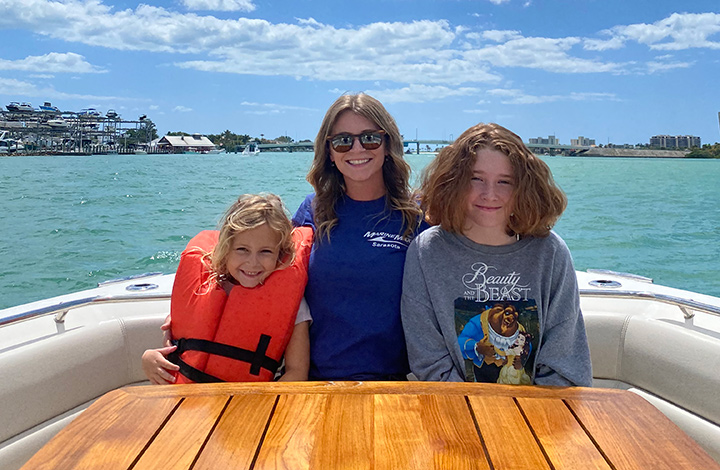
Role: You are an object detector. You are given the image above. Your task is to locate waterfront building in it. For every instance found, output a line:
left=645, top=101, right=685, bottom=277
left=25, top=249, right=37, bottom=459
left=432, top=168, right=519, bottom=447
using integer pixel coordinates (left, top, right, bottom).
left=157, top=134, right=218, bottom=153
left=649, top=134, right=701, bottom=149
left=528, top=135, right=559, bottom=145
left=571, top=136, right=596, bottom=146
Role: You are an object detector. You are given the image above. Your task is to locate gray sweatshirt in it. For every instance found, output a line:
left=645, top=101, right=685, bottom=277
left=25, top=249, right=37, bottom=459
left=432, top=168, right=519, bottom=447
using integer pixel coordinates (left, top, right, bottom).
left=401, top=226, right=592, bottom=387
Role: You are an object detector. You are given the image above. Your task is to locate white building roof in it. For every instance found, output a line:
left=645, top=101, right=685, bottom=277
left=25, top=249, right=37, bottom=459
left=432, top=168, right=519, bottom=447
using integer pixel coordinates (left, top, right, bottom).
left=158, top=134, right=216, bottom=149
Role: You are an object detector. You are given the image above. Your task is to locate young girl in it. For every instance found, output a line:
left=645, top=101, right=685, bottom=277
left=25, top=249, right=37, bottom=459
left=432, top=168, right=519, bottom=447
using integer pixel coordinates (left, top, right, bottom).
left=142, top=194, right=313, bottom=384
left=401, top=123, right=592, bottom=386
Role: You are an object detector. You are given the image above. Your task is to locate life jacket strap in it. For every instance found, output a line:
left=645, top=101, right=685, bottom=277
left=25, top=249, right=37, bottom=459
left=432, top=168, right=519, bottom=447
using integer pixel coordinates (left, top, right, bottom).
left=169, top=335, right=280, bottom=382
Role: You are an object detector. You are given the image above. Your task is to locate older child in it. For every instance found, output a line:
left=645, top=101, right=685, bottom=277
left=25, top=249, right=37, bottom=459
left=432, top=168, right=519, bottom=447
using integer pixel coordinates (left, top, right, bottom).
left=401, top=123, right=592, bottom=386
left=142, top=194, right=313, bottom=384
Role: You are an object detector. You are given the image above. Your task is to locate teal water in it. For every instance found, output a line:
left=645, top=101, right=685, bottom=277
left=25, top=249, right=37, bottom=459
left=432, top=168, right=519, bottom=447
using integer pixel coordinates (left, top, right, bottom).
left=1, top=153, right=718, bottom=309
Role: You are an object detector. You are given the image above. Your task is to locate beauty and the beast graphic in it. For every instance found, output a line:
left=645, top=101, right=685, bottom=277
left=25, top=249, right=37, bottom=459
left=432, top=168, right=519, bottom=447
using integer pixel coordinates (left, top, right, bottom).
left=455, top=262, right=539, bottom=384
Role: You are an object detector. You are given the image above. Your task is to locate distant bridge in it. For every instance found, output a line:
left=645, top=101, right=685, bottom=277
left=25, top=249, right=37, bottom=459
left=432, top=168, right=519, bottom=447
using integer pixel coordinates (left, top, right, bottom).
left=256, top=140, right=591, bottom=155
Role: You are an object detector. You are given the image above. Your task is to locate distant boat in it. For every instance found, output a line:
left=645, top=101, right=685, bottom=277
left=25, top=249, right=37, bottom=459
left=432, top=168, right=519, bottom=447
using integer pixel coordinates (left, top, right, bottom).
left=47, top=118, right=69, bottom=128
left=6, top=102, right=33, bottom=112
left=39, top=102, right=60, bottom=113
left=78, top=108, right=101, bottom=118
left=241, top=141, right=260, bottom=155
left=106, top=109, right=118, bottom=119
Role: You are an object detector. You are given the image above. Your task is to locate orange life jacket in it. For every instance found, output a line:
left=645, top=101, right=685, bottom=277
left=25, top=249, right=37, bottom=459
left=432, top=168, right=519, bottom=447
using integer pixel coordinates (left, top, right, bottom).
left=169, top=226, right=312, bottom=383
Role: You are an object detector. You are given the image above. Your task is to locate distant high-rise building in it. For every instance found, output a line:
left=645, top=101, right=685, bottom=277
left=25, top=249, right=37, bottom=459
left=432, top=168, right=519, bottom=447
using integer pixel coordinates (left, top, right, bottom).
left=528, top=135, right=559, bottom=145
left=571, top=136, right=595, bottom=146
left=649, top=135, right=700, bottom=149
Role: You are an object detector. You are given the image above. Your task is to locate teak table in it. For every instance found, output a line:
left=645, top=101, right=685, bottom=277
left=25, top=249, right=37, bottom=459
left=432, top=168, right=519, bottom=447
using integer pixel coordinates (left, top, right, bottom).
left=20, top=381, right=719, bottom=469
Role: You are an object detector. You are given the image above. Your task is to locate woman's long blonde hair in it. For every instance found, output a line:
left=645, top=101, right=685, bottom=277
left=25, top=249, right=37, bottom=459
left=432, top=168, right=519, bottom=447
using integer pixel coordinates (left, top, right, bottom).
left=420, top=123, right=567, bottom=238
left=306, top=93, right=422, bottom=241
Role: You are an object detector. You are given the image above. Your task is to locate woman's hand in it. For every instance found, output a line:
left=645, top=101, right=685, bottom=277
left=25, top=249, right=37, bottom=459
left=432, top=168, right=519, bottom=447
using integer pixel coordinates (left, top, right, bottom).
left=142, top=346, right=179, bottom=385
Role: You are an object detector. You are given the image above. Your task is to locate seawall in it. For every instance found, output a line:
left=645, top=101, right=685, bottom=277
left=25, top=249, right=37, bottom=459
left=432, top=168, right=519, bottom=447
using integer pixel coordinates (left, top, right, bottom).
left=574, top=148, right=689, bottom=158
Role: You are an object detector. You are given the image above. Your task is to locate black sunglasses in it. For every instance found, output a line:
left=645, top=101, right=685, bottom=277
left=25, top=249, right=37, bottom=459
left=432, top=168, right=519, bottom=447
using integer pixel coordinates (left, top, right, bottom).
left=327, top=130, right=386, bottom=153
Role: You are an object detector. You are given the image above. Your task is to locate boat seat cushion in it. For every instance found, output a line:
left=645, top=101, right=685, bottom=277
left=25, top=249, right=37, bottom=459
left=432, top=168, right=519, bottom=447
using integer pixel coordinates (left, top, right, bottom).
left=620, top=316, right=720, bottom=426
left=0, top=315, right=163, bottom=445
left=585, top=313, right=720, bottom=427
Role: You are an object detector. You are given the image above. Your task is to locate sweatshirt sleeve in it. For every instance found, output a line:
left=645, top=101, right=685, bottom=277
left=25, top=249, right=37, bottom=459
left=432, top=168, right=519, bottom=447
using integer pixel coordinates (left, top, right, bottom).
left=533, top=241, right=593, bottom=387
left=401, top=241, right=465, bottom=382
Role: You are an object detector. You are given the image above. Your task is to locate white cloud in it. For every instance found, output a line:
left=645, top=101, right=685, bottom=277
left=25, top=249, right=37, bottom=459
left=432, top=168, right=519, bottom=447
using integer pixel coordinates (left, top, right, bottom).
left=467, top=35, right=623, bottom=73
left=0, top=1, right=713, bottom=95
left=487, top=88, right=619, bottom=104
left=584, top=35, right=626, bottom=51
left=181, top=0, right=256, bottom=12
left=173, top=106, right=193, bottom=112
left=482, top=30, right=522, bottom=43
left=595, top=13, right=720, bottom=51
left=487, top=0, right=511, bottom=5
left=239, top=101, right=317, bottom=112
left=646, top=60, right=693, bottom=74
left=0, top=77, right=38, bottom=95
left=0, top=52, right=105, bottom=73
left=362, top=84, right=482, bottom=104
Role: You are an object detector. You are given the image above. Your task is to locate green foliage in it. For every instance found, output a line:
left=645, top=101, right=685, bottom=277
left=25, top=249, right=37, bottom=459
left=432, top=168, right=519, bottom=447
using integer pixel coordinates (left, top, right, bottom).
left=206, top=130, right=251, bottom=152
left=686, top=143, right=720, bottom=159
left=122, top=120, right=158, bottom=146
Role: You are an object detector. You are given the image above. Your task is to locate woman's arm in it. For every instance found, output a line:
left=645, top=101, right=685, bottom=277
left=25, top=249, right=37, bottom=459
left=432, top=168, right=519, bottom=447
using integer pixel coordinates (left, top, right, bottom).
left=278, top=320, right=310, bottom=381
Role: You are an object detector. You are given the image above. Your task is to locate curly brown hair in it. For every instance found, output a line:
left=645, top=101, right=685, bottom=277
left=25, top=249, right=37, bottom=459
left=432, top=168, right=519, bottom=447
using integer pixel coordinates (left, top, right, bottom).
left=306, top=93, right=422, bottom=241
left=420, top=123, right=566, bottom=238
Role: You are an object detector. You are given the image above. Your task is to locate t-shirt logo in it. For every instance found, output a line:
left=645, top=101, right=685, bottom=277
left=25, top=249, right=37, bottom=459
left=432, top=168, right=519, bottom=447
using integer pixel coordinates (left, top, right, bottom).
left=462, top=262, right=530, bottom=302
left=363, top=231, right=410, bottom=250
left=454, top=262, right=539, bottom=384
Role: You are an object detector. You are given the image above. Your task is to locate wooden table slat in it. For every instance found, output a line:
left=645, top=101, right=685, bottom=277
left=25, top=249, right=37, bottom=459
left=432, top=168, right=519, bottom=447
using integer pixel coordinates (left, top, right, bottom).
left=309, top=394, right=374, bottom=470
left=20, top=390, right=180, bottom=470
left=374, top=394, right=490, bottom=470
left=567, top=394, right=720, bottom=470
left=516, top=397, right=612, bottom=469
left=467, top=395, right=552, bottom=470
left=192, top=394, right=278, bottom=470
left=131, top=395, right=230, bottom=470
left=253, top=394, right=328, bottom=470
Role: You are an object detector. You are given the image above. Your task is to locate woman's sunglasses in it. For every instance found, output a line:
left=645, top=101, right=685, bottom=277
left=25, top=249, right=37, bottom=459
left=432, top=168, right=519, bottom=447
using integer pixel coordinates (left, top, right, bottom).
left=327, top=130, right=386, bottom=153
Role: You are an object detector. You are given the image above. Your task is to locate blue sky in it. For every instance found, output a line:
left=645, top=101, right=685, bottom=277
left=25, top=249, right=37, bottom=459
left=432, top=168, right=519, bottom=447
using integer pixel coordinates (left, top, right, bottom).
left=1, top=0, right=719, bottom=145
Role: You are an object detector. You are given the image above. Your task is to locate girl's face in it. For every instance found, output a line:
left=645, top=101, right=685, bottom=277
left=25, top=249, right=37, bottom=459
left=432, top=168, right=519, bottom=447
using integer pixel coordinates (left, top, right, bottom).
left=225, top=224, right=281, bottom=288
left=463, top=148, right=516, bottom=245
left=328, top=111, right=386, bottom=200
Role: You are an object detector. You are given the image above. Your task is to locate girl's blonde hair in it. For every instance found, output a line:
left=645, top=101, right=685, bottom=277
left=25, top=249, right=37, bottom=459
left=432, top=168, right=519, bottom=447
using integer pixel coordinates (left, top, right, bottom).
left=306, top=93, right=422, bottom=240
left=205, top=194, right=295, bottom=286
left=420, top=123, right=567, bottom=238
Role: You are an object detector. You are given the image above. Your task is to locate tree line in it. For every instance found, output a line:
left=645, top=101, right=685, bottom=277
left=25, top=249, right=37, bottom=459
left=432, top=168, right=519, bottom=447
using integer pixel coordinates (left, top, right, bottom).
left=686, top=143, right=720, bottom=158
left=166, top=130, right=309, bottom=152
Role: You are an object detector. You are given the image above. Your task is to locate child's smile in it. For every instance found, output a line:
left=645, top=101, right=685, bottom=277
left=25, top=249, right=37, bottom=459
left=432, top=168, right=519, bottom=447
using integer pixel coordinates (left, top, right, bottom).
left=225, top=224, right=281, bottom=288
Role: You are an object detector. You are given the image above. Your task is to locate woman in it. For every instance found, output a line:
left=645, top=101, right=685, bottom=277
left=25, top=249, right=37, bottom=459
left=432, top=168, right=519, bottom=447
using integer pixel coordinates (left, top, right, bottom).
left=401, top=123, right=592, bottom=386
left=293, top=93, right=427, bottom=380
